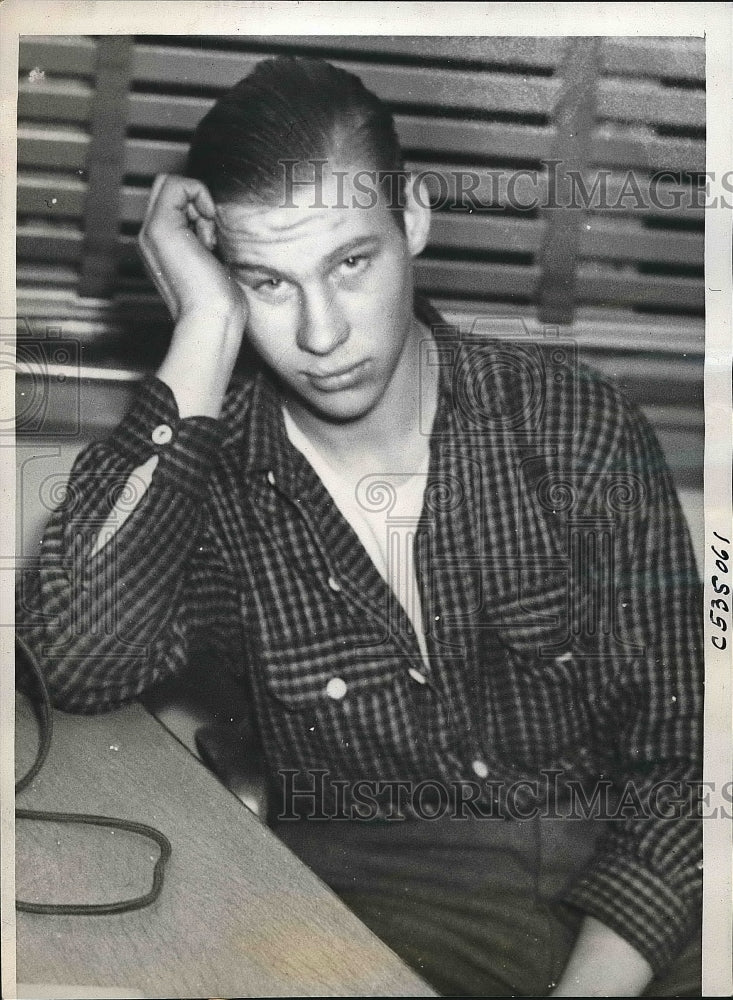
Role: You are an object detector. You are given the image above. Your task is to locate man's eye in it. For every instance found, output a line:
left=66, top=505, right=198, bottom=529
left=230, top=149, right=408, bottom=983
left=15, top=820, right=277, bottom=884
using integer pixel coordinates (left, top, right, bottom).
left=253, top=277, right=288, bottom=297
left=339, top=255, right=369, bottom=276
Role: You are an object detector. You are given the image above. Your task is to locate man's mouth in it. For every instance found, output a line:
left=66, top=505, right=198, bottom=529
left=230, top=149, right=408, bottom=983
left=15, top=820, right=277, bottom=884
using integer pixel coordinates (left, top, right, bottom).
left=305, top=360, right=368, bottom=391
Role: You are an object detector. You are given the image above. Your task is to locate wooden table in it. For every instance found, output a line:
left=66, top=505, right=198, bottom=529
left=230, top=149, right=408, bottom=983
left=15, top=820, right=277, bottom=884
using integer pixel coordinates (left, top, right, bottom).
left=14, top=696, right=435, bottom=998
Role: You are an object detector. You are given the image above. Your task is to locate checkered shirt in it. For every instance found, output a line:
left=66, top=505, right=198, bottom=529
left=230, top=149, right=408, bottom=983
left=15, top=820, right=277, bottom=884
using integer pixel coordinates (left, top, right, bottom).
left=18, top=299, right=703, bottom=974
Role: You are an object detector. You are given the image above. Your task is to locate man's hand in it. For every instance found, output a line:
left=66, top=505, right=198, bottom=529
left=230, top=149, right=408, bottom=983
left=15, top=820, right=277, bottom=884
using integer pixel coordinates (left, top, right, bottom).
left=139, top=173, right=241, bottom=324
left=550, top=916, right=654, bottom=997
left=139, top=174, right=247, bottom=418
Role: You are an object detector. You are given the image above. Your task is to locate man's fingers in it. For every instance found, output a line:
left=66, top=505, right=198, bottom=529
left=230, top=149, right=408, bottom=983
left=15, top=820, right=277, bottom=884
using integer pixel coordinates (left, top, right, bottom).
left=192, top=183, right=217, bottom=220
left=195, top=216, right=217, bottom=250
left=156, top=175, right=216, bottom=217
left=143, top=175, right=217, bottom=247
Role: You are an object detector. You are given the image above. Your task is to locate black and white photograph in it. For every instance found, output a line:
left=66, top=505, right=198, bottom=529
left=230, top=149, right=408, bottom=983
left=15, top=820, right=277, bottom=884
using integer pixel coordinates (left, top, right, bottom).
left=3, top=2, right=731, bottom=997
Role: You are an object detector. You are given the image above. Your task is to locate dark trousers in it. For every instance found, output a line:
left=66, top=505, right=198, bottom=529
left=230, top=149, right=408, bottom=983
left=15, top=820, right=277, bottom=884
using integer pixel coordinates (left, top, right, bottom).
left=274, top=814, right=701, bottom=997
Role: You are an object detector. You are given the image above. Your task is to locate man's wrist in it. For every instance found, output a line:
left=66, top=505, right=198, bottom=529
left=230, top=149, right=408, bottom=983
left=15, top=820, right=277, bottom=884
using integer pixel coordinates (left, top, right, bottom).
left=157, top=308, right=244, bottom=418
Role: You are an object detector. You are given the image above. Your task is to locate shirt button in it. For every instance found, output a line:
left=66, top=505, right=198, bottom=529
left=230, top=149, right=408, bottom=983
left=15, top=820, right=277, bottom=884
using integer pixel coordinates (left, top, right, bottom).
left=267, top=470, right=276, bottom=486
left=472, top=759, right=489, bottom=779
left=325, top=677, right=347, bottom=700
left=408, top=667, right=428, bottom=685
left=151, top=423, right=173, bottom=445
left=327, top=575, right=342, bottom=593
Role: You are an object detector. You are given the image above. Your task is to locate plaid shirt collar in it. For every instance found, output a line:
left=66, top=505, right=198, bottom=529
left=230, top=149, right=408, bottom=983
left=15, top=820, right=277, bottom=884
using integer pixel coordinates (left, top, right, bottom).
left=238, top=371, right=313, bottom=494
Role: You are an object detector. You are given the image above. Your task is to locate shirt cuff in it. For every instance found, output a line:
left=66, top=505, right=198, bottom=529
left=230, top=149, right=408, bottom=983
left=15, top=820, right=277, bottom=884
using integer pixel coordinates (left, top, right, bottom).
left=104, top=375, right=227, bottom=499
left=562, top=851, right=700, bottom=975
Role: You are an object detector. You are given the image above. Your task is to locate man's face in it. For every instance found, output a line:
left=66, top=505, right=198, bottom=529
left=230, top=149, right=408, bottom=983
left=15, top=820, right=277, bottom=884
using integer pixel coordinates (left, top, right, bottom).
left=215, top=166, right=430, bottom=423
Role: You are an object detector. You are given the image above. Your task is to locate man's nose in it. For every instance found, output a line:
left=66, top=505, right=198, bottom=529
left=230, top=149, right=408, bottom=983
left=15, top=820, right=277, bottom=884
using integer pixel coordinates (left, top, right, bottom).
left=296, top=288, right=350, bottom=356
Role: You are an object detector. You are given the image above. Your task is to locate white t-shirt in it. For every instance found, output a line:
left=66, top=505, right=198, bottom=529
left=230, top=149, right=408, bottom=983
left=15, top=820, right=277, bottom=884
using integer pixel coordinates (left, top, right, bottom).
left=282, top=406, right=431, bottom=669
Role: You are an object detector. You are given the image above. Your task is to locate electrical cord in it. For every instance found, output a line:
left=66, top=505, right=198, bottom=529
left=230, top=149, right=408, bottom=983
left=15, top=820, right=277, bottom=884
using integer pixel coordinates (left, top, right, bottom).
left=15, top=633, right=172, bottom=916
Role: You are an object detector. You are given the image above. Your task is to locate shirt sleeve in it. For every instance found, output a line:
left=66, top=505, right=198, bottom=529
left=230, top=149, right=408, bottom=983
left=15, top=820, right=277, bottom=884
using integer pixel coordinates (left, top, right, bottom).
left=16, top=375, right=239, bottom=713
left=560, top=386, right=703, bottom=974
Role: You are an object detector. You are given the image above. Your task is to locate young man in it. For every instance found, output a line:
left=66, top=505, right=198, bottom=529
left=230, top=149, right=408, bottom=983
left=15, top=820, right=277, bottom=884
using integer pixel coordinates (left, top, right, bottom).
left=19, top=57, right=703, bottom=996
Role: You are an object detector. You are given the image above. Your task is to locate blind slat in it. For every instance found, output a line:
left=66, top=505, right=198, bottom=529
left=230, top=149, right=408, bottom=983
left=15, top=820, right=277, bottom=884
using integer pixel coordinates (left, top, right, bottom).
left=438, top=302, right=703, bottom=353
left=17, top=77, right=94, bottom=121
left=17, top=125, right=89, bottom=169
left=416, top=257, right=704, bottom=309
left=17, top=35, right=97, bottom=75
left=17, top=173, right=87, bottom=218
left=580, top=218, right=703, bottom=266
left=400, top=117, right=704, bottom=171
left=430, top=211, right=701, bottom=265
left=17, top=263, right=79, bottom=287
left=242, top=35, right=569, bottom=67
left=16, top=224, right=84, bottom=261
left=576, top=264, right=704, bottom=310
left=597, top=78, right=704, bottom=129
left=131, top=45, right=562, bottom=115
left=602, top=37, right=705, bottom=81
left=416, top=260, right=540, bottom=298
left=590, top=126, right=704, bottom=172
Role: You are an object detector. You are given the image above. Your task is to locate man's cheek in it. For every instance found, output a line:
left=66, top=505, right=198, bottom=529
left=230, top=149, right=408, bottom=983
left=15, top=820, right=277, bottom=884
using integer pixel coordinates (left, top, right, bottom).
left=380, top=252, right=410, bottom=291
left=246, top=306, right=291, bottom=352
left=356, top=270, right=408, bottom=328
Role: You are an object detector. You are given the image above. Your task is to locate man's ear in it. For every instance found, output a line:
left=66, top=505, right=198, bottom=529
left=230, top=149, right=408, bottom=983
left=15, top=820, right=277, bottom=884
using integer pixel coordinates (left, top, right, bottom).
left=403, top=174, right=432, bottom=257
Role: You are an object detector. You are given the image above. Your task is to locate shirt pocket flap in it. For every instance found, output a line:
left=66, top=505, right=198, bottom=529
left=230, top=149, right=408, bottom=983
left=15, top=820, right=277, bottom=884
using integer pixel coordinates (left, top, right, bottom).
left=259, top=636, right=405, bottom=709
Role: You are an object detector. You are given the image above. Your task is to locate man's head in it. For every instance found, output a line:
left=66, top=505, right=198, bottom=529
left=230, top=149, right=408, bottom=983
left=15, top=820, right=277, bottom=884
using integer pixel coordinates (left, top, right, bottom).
left=186, top=56, right=432, bottom=425
left=187, top=55, right=407, bottom=230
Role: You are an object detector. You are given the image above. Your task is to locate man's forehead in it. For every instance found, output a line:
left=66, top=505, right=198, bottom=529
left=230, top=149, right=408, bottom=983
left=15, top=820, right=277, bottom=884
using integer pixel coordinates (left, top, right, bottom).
left=214, top=190, right=396, bottom=262
left=215, top=200, right=351, bottom=242
left=214, top=161, right=395, bottom=244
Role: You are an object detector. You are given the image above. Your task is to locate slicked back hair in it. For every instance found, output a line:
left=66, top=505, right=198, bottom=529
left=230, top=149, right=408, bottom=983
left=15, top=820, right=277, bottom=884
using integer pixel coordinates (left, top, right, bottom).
left=186, top=55, right=407, bottom=231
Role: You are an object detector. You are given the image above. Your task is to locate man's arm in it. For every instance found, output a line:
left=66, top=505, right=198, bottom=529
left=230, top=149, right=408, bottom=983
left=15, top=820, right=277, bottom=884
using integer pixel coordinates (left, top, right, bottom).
left=555, top=384, right=703, bottom=992
left=17, top=176, right=247, bottom=710
left=91, top=175, right=247, bottom=556
left=144, top=175, right=245, bottom=420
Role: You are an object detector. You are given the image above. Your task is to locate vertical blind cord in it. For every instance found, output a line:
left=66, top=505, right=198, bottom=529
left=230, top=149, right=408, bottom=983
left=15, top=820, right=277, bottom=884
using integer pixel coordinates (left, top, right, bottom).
left=15, top=634, right=172, bottom=916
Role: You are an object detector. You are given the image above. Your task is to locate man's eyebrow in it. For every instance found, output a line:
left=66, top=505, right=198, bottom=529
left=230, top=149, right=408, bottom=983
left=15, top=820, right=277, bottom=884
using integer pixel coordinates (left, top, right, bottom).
left=230, top=236, right=381, bottom=278
left=230, top=260, right=285, bottom=278
left=321, top=235, right=381, bottom=270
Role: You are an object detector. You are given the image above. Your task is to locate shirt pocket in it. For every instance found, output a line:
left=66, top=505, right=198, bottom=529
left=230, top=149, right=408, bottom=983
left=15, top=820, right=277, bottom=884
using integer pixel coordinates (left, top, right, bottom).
left=255, top=631, right=428, bottom=771
left=492, top=648, right=597, bottom=769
